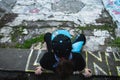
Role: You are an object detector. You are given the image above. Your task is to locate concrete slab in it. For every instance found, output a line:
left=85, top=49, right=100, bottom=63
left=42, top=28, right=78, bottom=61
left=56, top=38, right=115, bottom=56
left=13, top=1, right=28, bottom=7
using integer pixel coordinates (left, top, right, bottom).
left=52, top=0, right=85, bottom=13
left=0, top=48, right=31, bottom=71
left=7, top=0, right=104, bottom=27
left=0, top=0, right=16, bottom=12
left=0, top=48, right=119, bottom=76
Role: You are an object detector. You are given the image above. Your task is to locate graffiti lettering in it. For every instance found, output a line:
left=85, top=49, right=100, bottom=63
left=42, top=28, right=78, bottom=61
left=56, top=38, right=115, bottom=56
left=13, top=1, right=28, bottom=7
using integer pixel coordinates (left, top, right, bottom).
left=116, top=66, right=120, bottom=76
left=25, top=49, right=34, bottom=72
left=113, top=52, right=120, bottom=61
left=93, top=62, right=108, bottom=75
left=25, top=50, right=120, bottom=76
left=85, top=51, right=120, bottom=76
left=25, top=50, right=45, bottom=72
left=33, top=50, right=41, bottom=66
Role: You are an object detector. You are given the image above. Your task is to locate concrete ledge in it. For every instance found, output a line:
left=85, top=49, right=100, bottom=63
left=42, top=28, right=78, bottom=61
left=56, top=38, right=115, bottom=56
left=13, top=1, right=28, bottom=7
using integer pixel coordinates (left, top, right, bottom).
left=0, top=48, right=119, bottom=76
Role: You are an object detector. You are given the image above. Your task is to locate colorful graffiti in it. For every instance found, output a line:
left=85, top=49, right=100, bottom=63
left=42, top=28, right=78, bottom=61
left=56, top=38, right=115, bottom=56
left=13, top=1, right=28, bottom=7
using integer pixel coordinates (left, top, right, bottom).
left=102, top=0, right=120, bottom=28
left=106, top=0, right=120, bottom=14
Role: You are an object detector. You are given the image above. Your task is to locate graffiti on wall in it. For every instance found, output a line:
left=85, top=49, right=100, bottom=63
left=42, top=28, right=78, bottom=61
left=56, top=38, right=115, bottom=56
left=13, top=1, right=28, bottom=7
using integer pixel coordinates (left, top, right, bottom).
left=84, top=51, right=120, bottom=76
left=102, top=0, right=120, bottom=28
left=25, top=50, right=120, bottom=76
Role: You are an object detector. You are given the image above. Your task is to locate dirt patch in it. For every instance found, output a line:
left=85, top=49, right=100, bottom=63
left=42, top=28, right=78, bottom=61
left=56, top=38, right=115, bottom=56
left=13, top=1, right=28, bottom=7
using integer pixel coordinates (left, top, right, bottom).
left=0, top=13, right=18, bottom=27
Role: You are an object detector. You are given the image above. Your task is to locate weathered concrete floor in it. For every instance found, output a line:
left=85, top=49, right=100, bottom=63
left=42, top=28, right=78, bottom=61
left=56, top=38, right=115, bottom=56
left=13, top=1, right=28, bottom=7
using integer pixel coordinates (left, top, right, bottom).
left=0, top=0, right=119, bottom=52
left=0, top=0, right=120, bottom=79
left=0, top=48, right=120, bottom=76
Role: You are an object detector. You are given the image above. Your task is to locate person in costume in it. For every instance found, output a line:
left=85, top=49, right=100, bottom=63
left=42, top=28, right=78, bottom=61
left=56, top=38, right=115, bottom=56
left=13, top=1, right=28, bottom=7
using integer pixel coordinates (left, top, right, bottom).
left=35, top=29, right=92, bottom=79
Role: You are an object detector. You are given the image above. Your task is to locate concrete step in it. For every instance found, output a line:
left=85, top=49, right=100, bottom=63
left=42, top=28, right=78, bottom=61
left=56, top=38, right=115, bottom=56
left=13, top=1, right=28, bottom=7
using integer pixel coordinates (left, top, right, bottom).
left=0, top=48, right=119, bottom=76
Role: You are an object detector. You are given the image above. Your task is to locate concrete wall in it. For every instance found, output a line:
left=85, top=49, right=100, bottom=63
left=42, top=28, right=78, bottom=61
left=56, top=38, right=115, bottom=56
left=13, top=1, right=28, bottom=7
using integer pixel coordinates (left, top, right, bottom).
left=0, top=0, right=16, bottom=18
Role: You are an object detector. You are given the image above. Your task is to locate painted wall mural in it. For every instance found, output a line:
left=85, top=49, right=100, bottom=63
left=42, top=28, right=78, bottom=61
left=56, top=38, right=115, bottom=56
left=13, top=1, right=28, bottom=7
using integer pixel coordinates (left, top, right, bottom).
left=102, top=0, right=120, bottom=28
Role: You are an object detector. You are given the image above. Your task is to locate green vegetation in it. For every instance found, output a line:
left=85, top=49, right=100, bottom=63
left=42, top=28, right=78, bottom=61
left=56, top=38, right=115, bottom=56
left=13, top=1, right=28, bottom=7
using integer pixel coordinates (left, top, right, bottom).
left=0, top=35, right=4, bottom=39
left=8, top=23, right=119, bottom=49
left=110, top=37, right=120, bottom=48
left=11, top=26, right=25, bottom=42
left=78, top=24, right=120, bottom=49
left=15, top=34, right=44, bottom=49
left=77, top=24, right=116, bottom=32
left=10, top=26, right=44, bottom=49
left=78, top=24, right=117, bottom=39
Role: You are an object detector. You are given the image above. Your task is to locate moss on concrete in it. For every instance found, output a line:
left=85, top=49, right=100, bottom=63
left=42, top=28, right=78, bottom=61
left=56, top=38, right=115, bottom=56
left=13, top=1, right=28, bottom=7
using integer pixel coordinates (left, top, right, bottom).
left=11, top=26, right=25, bottom=42
left=110, top=37, right=120, bottom=48
left=78, top=24, right=116, bottom=32
left=15, top=34, right=44, bottom=49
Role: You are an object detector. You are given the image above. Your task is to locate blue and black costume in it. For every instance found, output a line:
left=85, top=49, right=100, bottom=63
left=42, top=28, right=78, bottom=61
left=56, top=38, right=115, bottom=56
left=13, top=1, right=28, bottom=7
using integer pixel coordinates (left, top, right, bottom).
left=40, top=29, right=86, bottom=72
